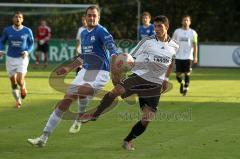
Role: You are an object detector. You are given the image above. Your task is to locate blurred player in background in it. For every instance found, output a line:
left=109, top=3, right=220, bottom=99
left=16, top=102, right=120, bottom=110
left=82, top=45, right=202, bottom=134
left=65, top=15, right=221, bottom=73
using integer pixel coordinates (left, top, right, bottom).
left=35, top=20, right=51, bottom=67
left=172, top=15, right=198, bottom=96
left=0, top=11, right=34, bottom=108
left=75, top=14, right=87, bottom=57
left=27, top=5, right=118, bottom=147
left=83, top=15, right=179, bottom=151
left=74, top=14, right=87, bottom=75
left=138, top=12, right=155, bottom=40
left=68, top=14, right=87, bottom=133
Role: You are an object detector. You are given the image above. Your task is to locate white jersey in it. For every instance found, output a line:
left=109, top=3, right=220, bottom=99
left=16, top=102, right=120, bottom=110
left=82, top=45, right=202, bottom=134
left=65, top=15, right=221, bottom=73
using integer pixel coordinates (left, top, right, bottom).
left=130, top=35, right=179, bottom=84
left=76, top=26, right=86, bottom=40
left=172, top=28, right=197, bottom=60
left=76, top=26, right=86, bottom=53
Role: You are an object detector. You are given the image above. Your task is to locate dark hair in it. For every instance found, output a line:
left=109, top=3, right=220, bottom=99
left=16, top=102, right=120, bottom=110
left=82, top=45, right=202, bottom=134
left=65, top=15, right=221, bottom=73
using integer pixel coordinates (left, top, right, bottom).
left=154, top=15, right=169, bottom=28
left=142, top=11, right=151, bottom=19
left=85, top=5, right=100, bottom=16
left=182, top=15, right=191, bottom=21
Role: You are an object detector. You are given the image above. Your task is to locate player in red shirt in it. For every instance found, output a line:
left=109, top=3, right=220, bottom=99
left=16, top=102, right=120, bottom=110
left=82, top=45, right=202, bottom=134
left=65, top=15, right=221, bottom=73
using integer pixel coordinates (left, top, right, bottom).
left=35, top=20, right=51, bottom=66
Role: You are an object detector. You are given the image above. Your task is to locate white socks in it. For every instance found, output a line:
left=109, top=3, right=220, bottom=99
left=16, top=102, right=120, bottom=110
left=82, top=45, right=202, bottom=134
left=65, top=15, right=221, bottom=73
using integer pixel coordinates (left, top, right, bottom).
left=78, top=97, right=89, bottom=113
left=43, top=108, right=63, bottom=135
left=12, top=89, right=20, bottom=101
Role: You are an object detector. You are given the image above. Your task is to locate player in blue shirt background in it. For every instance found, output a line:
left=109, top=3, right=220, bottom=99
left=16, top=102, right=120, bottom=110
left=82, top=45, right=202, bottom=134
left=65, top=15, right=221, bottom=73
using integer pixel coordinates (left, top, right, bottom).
left=28, top=5, right=119, bottom=147
left=0, top=11, right=34, bottom=108
left=138, top=12, right=155, bottom=40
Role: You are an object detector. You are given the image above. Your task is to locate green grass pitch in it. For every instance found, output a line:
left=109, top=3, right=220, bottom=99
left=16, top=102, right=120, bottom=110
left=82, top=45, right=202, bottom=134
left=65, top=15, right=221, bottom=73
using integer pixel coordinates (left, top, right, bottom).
left=0, top=64, right=240, bottom=159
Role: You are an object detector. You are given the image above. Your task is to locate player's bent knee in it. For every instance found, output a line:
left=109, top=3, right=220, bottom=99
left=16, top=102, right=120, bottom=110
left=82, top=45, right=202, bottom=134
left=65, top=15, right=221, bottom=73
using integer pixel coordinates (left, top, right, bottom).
left=141, top=106, right=156, bottom=126
left=16, top=76, right=22, bottom=81
left=185, top=72, right=191, bottom=76
left=11, top=84, right=18, bottom=89
left=64, top=94, right=77, bottom=100
left=140, top=120, right=150, bottom=127
left=56, top=98, right=73, bottom=112
left=16, top=75, right=24, bottom=84
left=141, top=116, right=152, bottom=125
left=77, top=85, right=94, bottom=97
left=78, top=96, right=88, bottom=99
left=176, top=73, right=182, bottom=77
left=55, top=94, right=78, bottom=111
left=112, top=84, right=125, bottom=96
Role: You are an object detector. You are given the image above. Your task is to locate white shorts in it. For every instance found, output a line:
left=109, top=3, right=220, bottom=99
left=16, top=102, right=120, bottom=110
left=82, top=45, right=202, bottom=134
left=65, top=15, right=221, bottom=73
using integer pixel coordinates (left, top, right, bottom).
left=6, top=56, right=29, bottom=77
left=67, top=68, right=110, bottom=95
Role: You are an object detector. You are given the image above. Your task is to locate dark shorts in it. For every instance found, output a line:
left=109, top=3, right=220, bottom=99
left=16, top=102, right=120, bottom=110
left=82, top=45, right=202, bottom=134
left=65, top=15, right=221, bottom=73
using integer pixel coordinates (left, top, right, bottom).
left=37, top=43, right=49, bottom=53
left=175, top=59, right=192, bottom=73
left=120, top=74, right=162, bottom=112
left=75, top=67, right=81, bottom=76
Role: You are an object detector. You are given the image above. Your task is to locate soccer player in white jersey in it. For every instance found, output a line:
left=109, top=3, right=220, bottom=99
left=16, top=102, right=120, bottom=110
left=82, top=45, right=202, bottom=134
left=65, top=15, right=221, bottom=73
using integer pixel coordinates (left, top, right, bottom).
left=84, top=15, right=179, bottom=150
left=68, top=14, right=88, bottom=134
left=75, top=14, right=87, bottom=55
left=172, top=15, right=198, bottom=96
left=0, top=11, right=34, bottom=108
left=27, top=5, right=118, bottom=147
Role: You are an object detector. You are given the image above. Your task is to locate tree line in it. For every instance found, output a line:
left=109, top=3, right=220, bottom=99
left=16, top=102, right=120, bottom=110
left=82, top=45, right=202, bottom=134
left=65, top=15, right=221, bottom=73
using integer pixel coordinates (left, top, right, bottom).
left=0, top=0, right=240, bottom=42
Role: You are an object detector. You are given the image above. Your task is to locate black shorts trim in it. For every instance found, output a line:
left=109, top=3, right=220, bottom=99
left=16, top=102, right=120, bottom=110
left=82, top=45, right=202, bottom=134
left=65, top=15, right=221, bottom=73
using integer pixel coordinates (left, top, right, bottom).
left=37, top=43, right=49, bottom=53
left=175, top=59, right=192, bottom=73
left=120, top=73, right=162, bottom=112
left=139, top=96, right=160, bottom=112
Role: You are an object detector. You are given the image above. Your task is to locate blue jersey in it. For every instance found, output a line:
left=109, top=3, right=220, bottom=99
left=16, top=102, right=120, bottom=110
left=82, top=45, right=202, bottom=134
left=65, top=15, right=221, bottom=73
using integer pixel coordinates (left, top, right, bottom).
left=80, top=24, right=118, bottom=71
left=0, top=25, right=34, bottom=58
left=138, top=24, right=155, bottom=40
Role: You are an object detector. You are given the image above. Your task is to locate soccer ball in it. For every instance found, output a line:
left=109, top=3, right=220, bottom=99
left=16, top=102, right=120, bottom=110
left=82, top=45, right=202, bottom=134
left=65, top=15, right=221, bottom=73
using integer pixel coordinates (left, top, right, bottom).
left=115, top=53, right=135, bottom=72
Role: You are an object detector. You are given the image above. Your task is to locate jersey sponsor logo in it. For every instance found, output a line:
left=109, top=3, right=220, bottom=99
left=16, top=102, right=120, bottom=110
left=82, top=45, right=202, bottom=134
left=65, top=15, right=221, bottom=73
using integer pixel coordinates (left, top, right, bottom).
left=153, top=55, right=170, bottom=64
left=21, top=34, right=28, bottom=39
left=144, top=57, right=150, bottom=63
left=83, top=45, right=93, bottom=53
left=179, top=37, right=189, bottom=42
left=11, top=41, right=22, bottom=47
left=90, top=36, right=95, bottom=42
left=232, top=48, right=240, bottom=65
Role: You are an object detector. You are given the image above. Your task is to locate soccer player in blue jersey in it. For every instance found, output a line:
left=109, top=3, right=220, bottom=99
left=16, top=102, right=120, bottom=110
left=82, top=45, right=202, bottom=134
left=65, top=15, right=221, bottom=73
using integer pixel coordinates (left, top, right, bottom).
left=27, top=5, right=118, bottom=147
left=138, top=12, right=155, bottom=40
left=0, top=11, right=34, bottom=108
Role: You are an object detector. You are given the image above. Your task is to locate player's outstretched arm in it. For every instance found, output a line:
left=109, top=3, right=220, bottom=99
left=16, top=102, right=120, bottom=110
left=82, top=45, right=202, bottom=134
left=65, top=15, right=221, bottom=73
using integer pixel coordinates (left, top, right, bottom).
left=0, top=28, right=8, bottom=52
left=56, top=56, right=83, bottom=75
left=162, top=60, right=174, bottom=91
left=193, top=42, right=198, bottom=64
left=26, top=29, right=34, bottom=53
